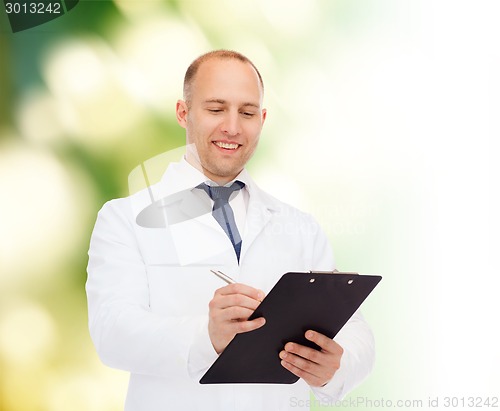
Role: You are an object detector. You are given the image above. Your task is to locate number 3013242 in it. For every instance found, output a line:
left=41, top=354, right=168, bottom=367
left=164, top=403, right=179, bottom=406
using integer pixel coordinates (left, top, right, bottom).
left=5, top=2, right=62, bottom=14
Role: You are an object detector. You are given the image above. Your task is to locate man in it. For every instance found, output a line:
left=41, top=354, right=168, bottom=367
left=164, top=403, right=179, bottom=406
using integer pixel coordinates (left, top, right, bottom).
left=86, top=50, right=375, bottom=411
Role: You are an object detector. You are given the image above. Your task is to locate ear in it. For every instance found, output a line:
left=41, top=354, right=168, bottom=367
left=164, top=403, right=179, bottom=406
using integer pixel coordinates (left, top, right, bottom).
left=176, top=100, right=188, bottom=128
left=261, top=108, right=267, bottom=125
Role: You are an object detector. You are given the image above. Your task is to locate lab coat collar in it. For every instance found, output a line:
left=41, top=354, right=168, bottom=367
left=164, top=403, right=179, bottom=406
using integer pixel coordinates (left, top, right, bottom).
left=234, top=169, right=282, bottom=262
left=156, top=157, right=208, bottom=199
left=135, top=157, right=210, bottom=228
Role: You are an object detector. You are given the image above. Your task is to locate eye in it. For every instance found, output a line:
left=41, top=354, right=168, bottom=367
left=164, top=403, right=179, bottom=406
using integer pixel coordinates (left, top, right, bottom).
left=241, top=112, right=255, bottom=118
left=207, top=108, right=223, bottom=114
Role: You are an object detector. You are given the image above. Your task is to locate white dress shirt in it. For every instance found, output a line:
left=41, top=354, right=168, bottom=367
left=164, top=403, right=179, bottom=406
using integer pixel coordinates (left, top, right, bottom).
left=191, top=168, right=250, bottom=246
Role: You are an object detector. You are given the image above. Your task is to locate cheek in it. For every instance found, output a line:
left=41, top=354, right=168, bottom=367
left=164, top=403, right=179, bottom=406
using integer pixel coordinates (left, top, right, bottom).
left=192, top=117, right=221, bottom=140
left=246, top=124, right=262, bottom=146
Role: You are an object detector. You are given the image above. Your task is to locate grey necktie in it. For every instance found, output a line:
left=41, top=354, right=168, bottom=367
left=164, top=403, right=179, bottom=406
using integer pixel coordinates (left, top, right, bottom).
left=197, top=181, right=245, bottom=262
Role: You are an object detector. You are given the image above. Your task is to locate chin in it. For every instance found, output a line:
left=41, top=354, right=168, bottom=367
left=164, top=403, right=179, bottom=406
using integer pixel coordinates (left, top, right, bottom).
left=209, top=166, right=239, bottom=180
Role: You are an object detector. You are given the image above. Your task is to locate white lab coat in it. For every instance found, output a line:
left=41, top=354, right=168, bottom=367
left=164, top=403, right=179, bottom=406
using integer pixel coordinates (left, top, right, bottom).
left=86, top=159, right=375, bottom=411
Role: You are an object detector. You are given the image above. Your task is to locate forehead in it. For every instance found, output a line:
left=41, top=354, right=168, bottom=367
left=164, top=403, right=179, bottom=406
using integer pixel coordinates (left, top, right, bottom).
left=191, top=58, right=263, bottom=103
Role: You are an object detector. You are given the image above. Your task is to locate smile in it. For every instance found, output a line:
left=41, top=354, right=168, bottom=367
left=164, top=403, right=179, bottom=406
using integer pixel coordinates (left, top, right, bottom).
left=213, top=141, right=240, bottom=150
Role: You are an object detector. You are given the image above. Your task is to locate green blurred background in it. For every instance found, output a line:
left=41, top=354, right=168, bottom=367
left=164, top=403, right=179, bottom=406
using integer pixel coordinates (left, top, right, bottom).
left=0, top=1, right=498, bottom=410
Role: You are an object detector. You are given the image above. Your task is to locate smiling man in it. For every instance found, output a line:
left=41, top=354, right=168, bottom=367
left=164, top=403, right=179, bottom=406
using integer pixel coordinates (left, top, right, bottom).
left=86, top=50, right=375, bottom=411
left=178, top=54, right=266, bottom=185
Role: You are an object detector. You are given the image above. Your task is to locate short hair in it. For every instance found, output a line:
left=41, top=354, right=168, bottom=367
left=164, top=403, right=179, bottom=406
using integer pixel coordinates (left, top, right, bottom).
left=183, top=50, right=264, bottom=103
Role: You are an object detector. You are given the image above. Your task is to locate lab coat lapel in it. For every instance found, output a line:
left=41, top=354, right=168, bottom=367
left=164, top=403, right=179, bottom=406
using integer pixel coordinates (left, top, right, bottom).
left=240, top=187, right=275, bottom=261
left=135, top=160, right=235, bottom=265
left=169, top=216, right=232, bottom=266
left=169, top=191, right=236, bottom=266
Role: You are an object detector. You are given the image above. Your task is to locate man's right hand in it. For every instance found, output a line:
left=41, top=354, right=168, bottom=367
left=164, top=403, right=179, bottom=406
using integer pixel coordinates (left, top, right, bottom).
left=208, top=283, right=266, bottom=354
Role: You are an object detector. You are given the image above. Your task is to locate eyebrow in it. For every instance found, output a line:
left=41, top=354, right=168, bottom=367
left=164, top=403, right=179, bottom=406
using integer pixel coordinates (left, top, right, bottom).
left=203, top=99, right=260, bottom=109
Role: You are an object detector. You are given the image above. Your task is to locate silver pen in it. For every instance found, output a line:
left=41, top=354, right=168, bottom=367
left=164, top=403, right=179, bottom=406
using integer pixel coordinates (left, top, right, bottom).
left=210, top=269, right=236, bottom=284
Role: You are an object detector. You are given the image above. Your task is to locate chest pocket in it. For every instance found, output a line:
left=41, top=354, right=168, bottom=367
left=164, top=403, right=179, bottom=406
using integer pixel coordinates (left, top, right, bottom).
left=146, top=265, right=224, bottom=317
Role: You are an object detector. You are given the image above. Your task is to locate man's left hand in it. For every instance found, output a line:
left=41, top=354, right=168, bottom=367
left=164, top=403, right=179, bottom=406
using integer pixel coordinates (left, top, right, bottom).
left=279, top=330, right=343, bottom=387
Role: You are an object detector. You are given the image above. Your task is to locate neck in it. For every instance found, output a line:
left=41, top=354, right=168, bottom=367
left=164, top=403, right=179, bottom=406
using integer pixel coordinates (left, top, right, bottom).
left=204, top=171, right=237, bottom=186
left=184, top=154, right=237, bottom=186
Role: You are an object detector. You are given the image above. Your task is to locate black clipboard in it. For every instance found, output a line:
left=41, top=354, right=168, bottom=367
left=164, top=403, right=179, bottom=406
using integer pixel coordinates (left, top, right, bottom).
left=200, top=271, right=381, bottom=384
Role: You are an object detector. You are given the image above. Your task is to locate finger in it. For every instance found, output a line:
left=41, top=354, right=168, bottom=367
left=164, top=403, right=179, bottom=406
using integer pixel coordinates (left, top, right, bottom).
left=214, top=306, right=259, bottom=322
left=219, top=293, right=263, bottom=311
left=227, top=317, right=266, bottom=334
left=283, top=342, right=323, bottom=366
left=280, top=349, right=316, bottom=371
left=279, top=355, right=323, bottom=387
left=305, top=330, right=343, bottom=355
left=216, top=283, right=265, bottom=302
left=209, top=294, right=261, bottom=316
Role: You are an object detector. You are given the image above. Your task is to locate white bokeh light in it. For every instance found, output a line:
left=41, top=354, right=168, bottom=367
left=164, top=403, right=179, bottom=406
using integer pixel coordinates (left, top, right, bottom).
left=45, top=368, right=128, bottom=411
left=0, top=301, right=57, bottom=366
left=257, top=0, right=320, bottom=37
left=113, top=16, right=209, bottom=114
left=16, top=88, right=65, bottom=144
left=0, top=141, right=95, bottom=287
left=42, top=37, right=146, bottom=143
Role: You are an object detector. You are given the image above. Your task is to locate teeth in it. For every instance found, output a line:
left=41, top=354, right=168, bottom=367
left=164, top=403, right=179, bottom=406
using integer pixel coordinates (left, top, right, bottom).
left=214, top=141, right=239, bottom=150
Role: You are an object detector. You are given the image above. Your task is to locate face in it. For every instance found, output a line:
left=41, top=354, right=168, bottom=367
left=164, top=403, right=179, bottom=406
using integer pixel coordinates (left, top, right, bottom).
left=176, top=58, right=266, bottom=185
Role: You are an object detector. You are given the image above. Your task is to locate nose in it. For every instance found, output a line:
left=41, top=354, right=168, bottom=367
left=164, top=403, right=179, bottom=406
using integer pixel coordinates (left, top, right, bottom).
left=221, top=111, right=242, bottom=137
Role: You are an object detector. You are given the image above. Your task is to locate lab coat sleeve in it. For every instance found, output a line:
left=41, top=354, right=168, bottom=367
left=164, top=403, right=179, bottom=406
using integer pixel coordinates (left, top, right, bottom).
left=86, top=199, right=211, bottom=378
left=186, top=317, right=219, bottom=379
left=311, top=310, right=375, bottom=402
left=307, top=217, right=376, bottom=402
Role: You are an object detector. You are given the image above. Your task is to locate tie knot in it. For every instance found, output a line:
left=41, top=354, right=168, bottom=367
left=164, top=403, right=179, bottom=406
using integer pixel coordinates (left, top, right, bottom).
left=198, top=181, right=245, bottom=205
